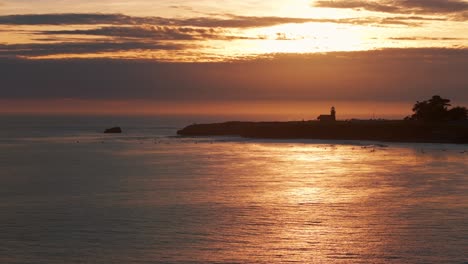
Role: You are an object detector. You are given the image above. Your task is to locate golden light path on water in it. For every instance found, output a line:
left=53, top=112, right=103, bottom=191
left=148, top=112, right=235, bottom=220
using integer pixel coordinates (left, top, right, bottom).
left=108, top=137, right=467, bottom=263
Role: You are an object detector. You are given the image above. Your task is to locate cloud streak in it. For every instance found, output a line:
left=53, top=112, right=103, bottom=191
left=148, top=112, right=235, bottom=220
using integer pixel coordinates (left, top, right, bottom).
left=0, top=13, right=327, bottom=27
left=389, top=36, right=467, bottom=41
left=40, top=26, right=225, bottom=40
left=314, top=0, right=468, bottom=17
left=0, top=13, right=136, bottom=25
left=0, top=41, right=187, bottom=57
left=0, top=13, right=443, bottom=27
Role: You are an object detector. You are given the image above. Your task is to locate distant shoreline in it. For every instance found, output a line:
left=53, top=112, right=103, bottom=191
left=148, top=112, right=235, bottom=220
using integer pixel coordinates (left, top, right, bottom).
left=177, top=120, right=468, bottom=144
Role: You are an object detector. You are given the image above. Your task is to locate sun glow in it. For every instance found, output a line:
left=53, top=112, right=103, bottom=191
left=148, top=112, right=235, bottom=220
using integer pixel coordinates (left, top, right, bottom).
left=202, top=22, right=370, bottom=58
left=253, top=23, right=368, bottom=53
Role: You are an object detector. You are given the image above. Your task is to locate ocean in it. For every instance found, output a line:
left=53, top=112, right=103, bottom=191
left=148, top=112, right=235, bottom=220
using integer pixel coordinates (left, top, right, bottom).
left=0, top=115, right=467, bottom=264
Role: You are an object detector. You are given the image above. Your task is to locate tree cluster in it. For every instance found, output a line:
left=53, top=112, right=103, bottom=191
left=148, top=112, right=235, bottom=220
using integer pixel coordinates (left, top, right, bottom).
left=406, top=95, right=467, bottom=122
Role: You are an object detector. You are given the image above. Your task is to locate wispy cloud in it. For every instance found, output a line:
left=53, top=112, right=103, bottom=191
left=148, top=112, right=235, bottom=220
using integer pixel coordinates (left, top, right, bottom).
left=315, top=0, right=400, bottom=13
left=0, top=13, right=323, bottom=27
left=0, top=13, right=134, bottom=25
left=338, top=15, right=444, bottom=26
left=389, top=36, right=467, bottom=41
left=0, top=41, right=187, bottom=57
left=314, top=0, right=468, bottom=17
left=0, top=13, right=442, bottom=27
left=39, top=26, right=226, bottom=40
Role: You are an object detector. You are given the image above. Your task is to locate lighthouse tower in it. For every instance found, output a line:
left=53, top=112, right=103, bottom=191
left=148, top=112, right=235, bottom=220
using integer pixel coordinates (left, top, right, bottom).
left=331, top=106, right=336, bottom=121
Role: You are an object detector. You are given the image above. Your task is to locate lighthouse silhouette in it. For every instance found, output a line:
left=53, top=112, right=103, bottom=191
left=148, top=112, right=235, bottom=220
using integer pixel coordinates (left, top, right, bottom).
left=317, top=106, right=336, bottom=122
left=331, top=106, right=336, bottom=121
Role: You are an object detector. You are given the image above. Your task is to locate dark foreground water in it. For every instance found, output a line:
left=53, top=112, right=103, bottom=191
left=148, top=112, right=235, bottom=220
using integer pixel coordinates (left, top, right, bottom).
left=0, top=116, right=467, bottom=263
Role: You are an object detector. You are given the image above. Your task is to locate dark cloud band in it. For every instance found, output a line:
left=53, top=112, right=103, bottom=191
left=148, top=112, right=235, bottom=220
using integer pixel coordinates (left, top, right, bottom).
left=0, top=13, right=326, bottom=27
left=0, top=12, right=451, bottom=27
left=1, top=48, right=467, bottom=102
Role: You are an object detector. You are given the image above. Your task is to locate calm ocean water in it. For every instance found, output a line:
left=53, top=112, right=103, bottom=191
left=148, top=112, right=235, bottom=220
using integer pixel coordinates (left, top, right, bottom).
left=0, top=115, right=467, bottom=264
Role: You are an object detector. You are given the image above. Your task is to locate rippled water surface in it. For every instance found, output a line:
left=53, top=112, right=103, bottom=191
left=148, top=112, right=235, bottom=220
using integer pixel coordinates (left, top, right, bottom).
left=0, top=116, right=467, bottom=263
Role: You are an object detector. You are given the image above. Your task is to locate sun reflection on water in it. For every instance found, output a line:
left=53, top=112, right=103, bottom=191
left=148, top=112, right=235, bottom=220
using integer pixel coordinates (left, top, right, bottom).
left=86, top=137, right=468, bottom=263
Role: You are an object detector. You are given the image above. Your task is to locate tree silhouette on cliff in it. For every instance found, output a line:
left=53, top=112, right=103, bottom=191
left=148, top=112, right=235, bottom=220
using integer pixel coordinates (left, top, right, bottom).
left=406, top=95, right=467, bottom=122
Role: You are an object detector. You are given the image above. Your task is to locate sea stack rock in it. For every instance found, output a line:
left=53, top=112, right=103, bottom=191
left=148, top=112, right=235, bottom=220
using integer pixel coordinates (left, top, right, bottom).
left=104, top=127, right=122, bottom=134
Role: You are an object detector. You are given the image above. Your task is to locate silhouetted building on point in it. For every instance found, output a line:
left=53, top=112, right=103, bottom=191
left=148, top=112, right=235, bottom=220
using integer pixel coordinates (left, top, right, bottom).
left=318, top=107, right=336, bottom=122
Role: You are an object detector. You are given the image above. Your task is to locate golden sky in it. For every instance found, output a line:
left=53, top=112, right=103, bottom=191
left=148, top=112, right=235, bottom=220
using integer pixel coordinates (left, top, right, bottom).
left=0, top=1, right=467, bottom=117
left=1, top=0, right=467, bottom=60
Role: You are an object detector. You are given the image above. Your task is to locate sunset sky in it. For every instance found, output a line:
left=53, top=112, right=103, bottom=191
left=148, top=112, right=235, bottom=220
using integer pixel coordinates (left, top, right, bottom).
left=1, top=0, right=467, bottom=118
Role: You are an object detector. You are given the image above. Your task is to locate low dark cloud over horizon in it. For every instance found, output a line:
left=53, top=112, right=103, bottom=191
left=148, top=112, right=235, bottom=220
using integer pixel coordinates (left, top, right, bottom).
left=2, top=48, right=467, bottom=104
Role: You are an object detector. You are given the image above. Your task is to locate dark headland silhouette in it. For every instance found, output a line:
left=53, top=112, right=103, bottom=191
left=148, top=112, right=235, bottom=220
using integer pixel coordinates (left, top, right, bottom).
left=177, top=96, right=468, bottom=144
